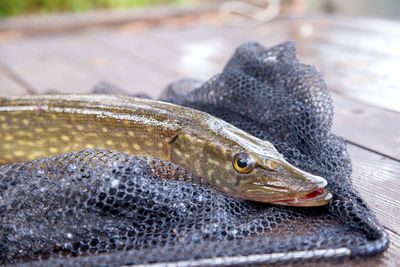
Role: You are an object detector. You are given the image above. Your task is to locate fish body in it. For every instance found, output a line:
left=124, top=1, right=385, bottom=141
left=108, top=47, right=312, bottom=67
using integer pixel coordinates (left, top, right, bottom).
left=0, top=94, right=331, bottom=206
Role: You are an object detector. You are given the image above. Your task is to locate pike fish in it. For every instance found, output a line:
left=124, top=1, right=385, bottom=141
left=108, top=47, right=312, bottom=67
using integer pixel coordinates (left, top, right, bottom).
left=0, top=94, right=332, bottom=206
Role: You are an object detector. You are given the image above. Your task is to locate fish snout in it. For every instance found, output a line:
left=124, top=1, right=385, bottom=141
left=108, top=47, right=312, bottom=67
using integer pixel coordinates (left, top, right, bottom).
left=278, top=159, right=328, bottom=196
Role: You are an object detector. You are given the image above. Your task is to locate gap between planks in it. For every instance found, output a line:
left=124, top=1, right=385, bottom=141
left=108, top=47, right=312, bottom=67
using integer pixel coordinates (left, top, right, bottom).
left=0, top=61, right=36, bottom=94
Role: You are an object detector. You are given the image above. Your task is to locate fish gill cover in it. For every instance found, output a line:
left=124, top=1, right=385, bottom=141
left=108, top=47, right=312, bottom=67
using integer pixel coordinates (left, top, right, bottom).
left=0, top=41, right=388, bottom=266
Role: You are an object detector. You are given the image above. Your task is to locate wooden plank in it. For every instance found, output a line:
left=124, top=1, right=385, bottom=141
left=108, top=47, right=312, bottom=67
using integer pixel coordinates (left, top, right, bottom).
left=285, top=16, right=400, bottom=113
left=89, top=26, right=230, bottom=81
left=2, top=11, right=399, bottom=111
left=347, top=144, right=400, bottom=236
left=3, top=14, right=398, bottom=110
left=42, top=33, right=182, bottom=97
left=89, top=22, right=296, bottom=82
left=0, top=36, right=97, bottom=94
left=332, top=93, right=400, bottom=161
left=346, top=144, right=400, bottom=266
left=296, top=144, right=400, bottom=266
left=92, top=16, right=400, bottom=113
left=0, top=33, right=180, bottom=97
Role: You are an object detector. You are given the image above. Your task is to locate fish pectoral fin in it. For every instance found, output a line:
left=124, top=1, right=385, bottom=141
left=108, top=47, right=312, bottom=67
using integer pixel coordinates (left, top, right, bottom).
left=161, top=131, right=181, bottom=160
left=166, top=132, right=179, bottom=145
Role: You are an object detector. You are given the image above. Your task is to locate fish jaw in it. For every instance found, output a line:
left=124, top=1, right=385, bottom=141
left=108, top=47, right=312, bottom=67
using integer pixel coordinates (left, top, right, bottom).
left=266, top=188, right=333, bottom=207
left=230, top=156, right=331, bottom=207
left=267, top=159, right=332, bottom=206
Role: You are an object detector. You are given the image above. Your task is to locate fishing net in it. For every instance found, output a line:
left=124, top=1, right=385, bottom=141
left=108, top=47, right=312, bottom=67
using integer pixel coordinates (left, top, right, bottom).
left=0, top=41, right=388, bottom=266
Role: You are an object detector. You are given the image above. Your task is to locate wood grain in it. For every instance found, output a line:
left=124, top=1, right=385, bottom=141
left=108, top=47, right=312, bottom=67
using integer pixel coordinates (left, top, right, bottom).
left=0, top=33, right=180, bottom=97
left=347, top=144, right=400, bottom=266
left=300, top=16, right=400, bottom=113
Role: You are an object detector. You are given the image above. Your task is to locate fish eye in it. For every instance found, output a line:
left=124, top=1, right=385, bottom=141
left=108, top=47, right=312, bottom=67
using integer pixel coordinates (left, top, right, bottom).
left=233, top=152, right=255, bottom=174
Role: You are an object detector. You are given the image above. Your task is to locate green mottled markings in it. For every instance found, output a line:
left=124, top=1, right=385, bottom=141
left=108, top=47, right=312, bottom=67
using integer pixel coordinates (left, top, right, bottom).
left=0, top=110, right=170, bottom=163
left=0, top=94, right=331, bottom=207
left=0, top=95, right=181, bottom=164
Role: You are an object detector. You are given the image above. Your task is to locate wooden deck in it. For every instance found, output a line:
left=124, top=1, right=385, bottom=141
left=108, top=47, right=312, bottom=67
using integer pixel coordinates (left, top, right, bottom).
left=0, top=7, right=399, bottom=266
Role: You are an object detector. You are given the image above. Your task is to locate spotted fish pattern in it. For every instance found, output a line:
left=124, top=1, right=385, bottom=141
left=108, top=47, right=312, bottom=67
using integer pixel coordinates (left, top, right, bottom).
left=0, top=94, right=331, bottom=206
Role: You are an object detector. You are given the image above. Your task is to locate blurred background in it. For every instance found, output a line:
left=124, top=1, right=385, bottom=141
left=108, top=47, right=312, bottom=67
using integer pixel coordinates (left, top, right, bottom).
left=1, top=0, right=400, bottom=18
left=0, top=0, right=399, bottom=111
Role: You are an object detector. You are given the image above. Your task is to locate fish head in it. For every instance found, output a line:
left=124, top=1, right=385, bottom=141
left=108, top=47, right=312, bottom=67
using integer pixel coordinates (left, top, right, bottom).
left=203, top=122, right=332, bottom=207
left=223, top=150, right=332, bottom=206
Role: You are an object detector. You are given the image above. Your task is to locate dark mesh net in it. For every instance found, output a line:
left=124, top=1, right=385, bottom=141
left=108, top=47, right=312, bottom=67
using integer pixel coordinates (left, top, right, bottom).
left=0, top=41, right=388, bottom=266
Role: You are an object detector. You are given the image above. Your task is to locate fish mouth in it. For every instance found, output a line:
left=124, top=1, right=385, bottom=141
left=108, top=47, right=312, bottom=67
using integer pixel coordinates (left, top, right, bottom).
left=265, top=160, right=332, bottom=207
left=266, top=187, right=332, bottom=207
left=243, top=185, right=332, bottom=207
left=242, top=165, right=332, bottom=206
